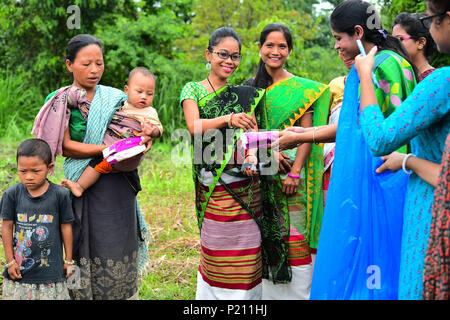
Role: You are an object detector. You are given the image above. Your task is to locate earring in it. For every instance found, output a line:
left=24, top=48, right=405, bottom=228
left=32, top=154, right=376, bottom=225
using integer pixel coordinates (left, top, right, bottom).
left=206, top=62, right=211, bottom=70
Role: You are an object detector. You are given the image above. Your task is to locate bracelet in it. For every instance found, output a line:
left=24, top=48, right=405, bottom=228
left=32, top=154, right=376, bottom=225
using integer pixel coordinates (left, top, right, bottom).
left=64, top=259, right=75, bottom=265
left=288, top=173, right=301, bottom=179
left=228, top=112, right=234, bottom=128
left=402, top=153, right=415, bottom=174
left=245, top=154, right=257, bottom=159
left=312, top=127, right=319, bottom=145
left=5, top=260, right=16, bottom=268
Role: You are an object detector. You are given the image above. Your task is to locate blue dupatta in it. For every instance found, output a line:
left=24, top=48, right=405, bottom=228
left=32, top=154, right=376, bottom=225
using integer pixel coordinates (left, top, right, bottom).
left=310, top=67, right=409, bottom=300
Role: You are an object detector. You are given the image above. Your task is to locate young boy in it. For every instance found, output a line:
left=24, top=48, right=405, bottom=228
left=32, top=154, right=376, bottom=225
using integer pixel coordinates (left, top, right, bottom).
left=61, top=67, right=163, bottom=197
left=1, top=139, right=74, bottom=300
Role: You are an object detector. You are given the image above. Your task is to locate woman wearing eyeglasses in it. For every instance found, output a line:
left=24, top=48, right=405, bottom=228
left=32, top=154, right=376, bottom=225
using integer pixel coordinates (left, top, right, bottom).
left=393, top=12, right=437, bottom=82
left=179, top=27, right=269, bottom=300
left=244, top=23, right=331, bottom=300
left=355, top=0, right=449, bottom=300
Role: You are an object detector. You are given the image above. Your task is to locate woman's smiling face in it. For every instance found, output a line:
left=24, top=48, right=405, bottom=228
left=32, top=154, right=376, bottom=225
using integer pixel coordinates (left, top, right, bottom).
left=332, top=29, right=360, bottom=69
left=259, top=30, right=291, bottom=70
left=206, top=36, right=240, bottom=81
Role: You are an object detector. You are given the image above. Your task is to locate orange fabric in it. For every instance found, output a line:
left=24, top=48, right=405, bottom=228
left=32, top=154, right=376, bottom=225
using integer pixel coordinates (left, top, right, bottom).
left=94, top=158, right=113, bottom=174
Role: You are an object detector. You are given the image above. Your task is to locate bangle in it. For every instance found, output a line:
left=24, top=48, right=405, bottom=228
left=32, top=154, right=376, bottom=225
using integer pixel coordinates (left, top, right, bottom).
left=64, top=259, right=75, bottom=265
left=288, top=173, right=300, bottom=179
left=402, top=153, right=415, bottom=174
left=228, top=112, right=234, bottom=128
left=312, top=127, right=319, bottom=145
left=5, top=260, right=16, bottom=268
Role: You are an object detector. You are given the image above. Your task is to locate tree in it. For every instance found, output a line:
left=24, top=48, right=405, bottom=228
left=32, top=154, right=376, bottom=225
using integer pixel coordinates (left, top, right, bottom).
left=0, top=0, right=138, bottom=93
left=174, top=0, right=347, bottom=85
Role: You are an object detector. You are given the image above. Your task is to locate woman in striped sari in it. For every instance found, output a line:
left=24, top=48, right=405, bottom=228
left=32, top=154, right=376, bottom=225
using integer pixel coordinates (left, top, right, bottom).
left=180, top=27, right=268, bottom=300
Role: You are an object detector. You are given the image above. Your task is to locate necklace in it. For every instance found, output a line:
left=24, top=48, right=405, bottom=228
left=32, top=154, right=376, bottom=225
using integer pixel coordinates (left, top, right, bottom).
left=207, top=77, right=219, bottom=97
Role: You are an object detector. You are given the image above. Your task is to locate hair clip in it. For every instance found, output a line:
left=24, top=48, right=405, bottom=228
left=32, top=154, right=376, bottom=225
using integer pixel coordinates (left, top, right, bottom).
left=378, top=29, right=388, bottom=39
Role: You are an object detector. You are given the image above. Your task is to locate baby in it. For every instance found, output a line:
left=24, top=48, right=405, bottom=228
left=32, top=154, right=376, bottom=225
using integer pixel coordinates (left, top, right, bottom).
left=61, top=67, right=163, bottom=197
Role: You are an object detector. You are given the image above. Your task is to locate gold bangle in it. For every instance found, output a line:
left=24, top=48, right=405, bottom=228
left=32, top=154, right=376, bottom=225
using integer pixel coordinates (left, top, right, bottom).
left=312, top=127, right=319, bottom=145
left=64, top=259, right=75, bottom=265
left=228, top=112, right=234, bottom=128
left=5, top=260, right=16, bottom=268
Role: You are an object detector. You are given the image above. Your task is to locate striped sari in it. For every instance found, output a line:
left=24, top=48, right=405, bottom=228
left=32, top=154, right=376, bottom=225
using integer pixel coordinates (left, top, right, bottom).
left=198, top=179, right=263, bottom=294
left=180, top=83, right=266, bottom=299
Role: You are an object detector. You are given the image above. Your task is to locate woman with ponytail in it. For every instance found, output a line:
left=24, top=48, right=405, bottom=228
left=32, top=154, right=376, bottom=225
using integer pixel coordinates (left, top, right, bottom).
left=180, top=27, right=267, bottom=300
left=277, top=0, right=418, bottom=146
left=275, top=0, right=418, bottom=300
left=247, top=23, right=331, bottom=299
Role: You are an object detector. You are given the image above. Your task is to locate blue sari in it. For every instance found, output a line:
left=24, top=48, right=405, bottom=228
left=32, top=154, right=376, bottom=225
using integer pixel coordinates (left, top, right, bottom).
left=310, top=67, right=409, bottom=300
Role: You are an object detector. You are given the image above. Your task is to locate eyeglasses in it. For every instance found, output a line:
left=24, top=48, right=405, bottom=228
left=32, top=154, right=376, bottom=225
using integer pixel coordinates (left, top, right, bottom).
left=419, top=12, right=447, bottom=29
left=395, top=35, right=413, bottom=41
left=210, top=51, right=242, bottom=62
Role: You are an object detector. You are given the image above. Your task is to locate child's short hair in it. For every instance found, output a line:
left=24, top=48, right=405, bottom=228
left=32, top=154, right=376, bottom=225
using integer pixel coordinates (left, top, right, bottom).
left=16, top=139, right=52, bottom=166
left=127, top=67, right=156, bottom=85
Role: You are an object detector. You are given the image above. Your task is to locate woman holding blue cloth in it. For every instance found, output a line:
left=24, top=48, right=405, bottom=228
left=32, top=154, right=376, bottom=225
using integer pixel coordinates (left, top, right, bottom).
left=274, top=0, right=417, bottom=299
left=355, top=0, right=449, bottom=300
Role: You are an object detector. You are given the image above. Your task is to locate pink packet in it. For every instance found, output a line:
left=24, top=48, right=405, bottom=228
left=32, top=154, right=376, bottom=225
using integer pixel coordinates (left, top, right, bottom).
left=106, top=144, right=146, bottom=165
left=102, top=136, right=144, bottom=159
left=239, top=131, right=279, bottom=150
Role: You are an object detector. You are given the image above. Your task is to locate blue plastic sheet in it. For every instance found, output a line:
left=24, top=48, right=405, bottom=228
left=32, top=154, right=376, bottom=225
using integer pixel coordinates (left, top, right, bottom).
left=310, top=67, right=409, bottom=300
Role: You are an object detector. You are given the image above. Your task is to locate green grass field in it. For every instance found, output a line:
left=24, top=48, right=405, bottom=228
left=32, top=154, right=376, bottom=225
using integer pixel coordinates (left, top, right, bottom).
left=0, top=139, right=199, bottom=299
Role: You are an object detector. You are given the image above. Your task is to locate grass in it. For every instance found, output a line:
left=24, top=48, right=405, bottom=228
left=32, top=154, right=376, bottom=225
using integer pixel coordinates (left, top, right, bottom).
left=0, top=138, right=199, bottom=300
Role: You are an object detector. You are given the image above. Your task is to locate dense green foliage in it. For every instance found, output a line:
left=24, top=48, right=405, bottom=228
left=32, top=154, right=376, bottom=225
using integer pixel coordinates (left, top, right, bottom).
left=0, top=0, right=447, bottom=142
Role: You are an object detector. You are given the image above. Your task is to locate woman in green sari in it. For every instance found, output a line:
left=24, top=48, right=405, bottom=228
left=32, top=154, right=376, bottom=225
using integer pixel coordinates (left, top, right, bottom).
left=180, top=27, right=267, bottom=300
left=247, top=23, right=331, bottom=299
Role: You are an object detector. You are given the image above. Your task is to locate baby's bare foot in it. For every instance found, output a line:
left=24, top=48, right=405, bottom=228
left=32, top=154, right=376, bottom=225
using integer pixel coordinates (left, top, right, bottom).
left=60, top=179, right=84, bottom=197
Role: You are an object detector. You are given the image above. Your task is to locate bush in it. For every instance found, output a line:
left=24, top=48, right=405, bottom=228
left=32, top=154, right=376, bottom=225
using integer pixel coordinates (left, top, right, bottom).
left=0, top=73, right=45, bottom=139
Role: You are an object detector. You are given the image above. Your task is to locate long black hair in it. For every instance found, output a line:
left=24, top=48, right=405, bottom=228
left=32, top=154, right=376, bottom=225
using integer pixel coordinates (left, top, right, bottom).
left=330, top=0, right=418, bottom=77
left=66, top=34, right=103, bottom=63
left=393, top=12, right=437, bottom=58
left=251, top=23, right=293, bottom=89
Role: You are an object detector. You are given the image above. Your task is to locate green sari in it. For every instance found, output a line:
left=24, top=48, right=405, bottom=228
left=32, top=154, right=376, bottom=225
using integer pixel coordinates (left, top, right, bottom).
left=260, top=76, right=330, bottom=251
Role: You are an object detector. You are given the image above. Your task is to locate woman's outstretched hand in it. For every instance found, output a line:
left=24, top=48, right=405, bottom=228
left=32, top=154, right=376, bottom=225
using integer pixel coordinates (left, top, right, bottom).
left=270, top=130, right=302, bottom=152
left=284, top=127, right=305, bottom=134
